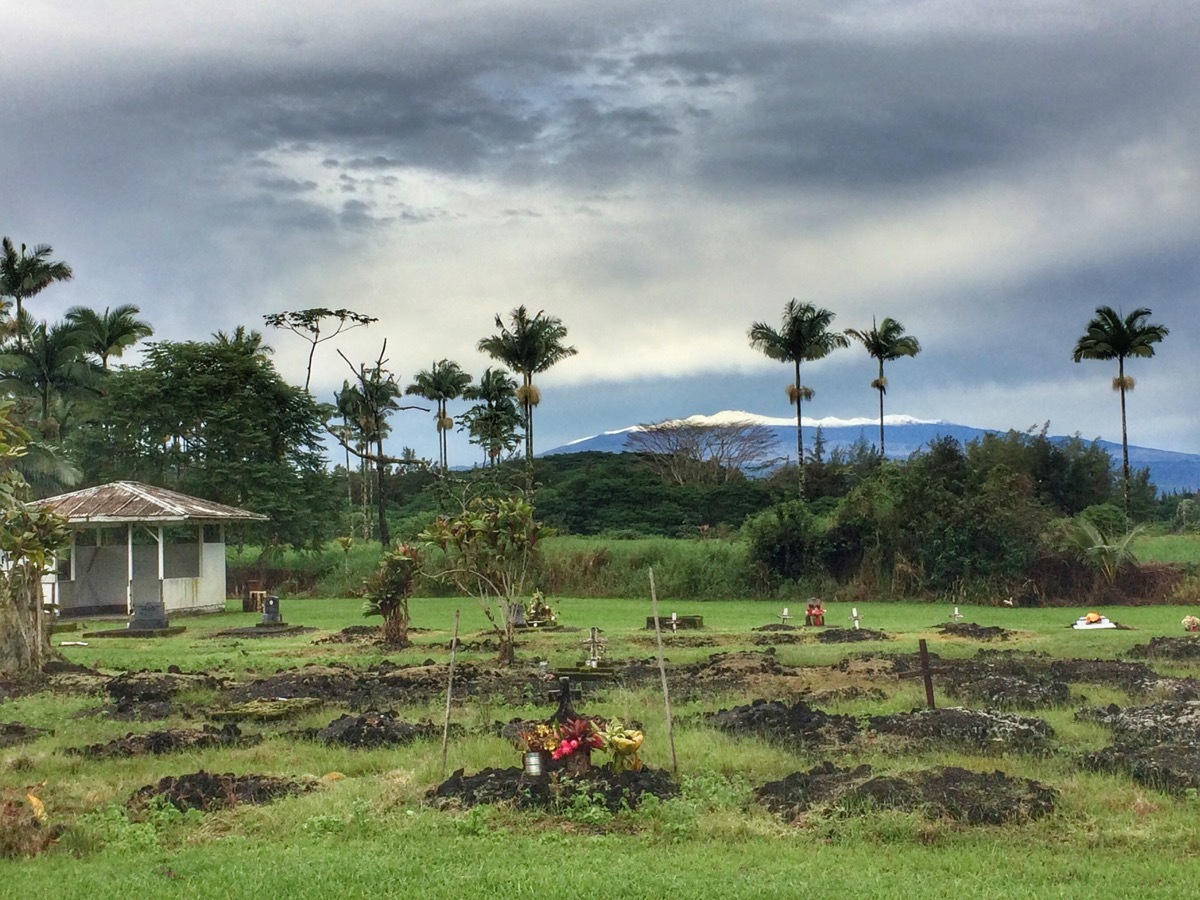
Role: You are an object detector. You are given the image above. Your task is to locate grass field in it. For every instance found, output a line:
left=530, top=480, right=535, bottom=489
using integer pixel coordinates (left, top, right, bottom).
left=3, top=597, right=1200, bottom=898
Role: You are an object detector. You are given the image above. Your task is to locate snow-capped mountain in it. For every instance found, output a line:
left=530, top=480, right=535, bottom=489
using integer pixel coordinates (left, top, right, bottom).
left=543, top=411, right=1200, bottom=494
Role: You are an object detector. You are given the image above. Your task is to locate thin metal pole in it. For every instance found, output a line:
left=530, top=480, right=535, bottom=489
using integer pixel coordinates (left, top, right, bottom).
left=649, top=568, right=678, bottom=775
left=440, top=609, right=461, bottom=778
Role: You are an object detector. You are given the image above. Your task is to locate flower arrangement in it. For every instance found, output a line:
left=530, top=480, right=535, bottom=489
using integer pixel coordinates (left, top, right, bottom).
left=527, top=591, right=556, bottom=625
left=551, top=717, right=605, bottom=762
left=512, top=723, right=559, bottom=754
left=1183, top=615, right=1200, bottom=633
left=599, top=719, right=644, bottom=772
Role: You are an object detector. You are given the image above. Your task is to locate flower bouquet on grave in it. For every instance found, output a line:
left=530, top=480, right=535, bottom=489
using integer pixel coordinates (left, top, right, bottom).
left=1183, top=615, right=1200, bottom=633
left=599, top=719, right=644, bottom=773
left=551, top=717, right=606, bottom=775
left=513, top=723, right=558, bottom=754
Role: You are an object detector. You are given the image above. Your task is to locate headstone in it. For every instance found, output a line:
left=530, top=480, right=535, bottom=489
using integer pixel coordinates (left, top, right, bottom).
left=262, top=595, right=283, bottom=625
left=509, top=602, right=527, bottom=628
left=128, top=598, right=169, bottom=631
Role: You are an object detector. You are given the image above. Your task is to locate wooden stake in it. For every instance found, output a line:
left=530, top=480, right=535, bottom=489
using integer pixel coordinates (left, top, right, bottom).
left=440, top=609, right=460, bottom=778
left=649, top=568, right=678, bottom=775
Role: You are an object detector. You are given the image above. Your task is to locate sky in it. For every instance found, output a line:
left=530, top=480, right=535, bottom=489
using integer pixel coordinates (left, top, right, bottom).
left=4, top=1, right=1198, bottom=468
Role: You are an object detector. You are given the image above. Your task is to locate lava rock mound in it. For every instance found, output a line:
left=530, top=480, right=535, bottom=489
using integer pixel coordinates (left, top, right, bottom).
left=937, top=623, right=1013, bottom=641
left=128, top=770, right=317, bottom=813
left=708, top=698, right=860, bottom=745
left=868, top=706, right=1055, bottom=754
left=817, top=628, right=889, bottom=643
left=297, top=712, right=446, bottom=747
left=428, top=765, right=678, bottom=813
left=945, top=675, right=1071, bottom=710
left=1127, top=636, right=1200, bottom=661
left=0, top=722, right=52, bottom=749
left=756, top=761, right=1056, bottom=825
left=68, top=723, right=259, bottom=759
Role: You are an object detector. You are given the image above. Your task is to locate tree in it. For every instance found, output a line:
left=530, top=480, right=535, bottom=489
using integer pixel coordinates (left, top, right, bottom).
left=459, top=367, right=522, bottom=467
left=362, top=542, right=422, bottom=647
left=625, top=418, right=781, bottom=485
left=0, top=238, right=73, bottom=349
left=748, top=300, right=848, bottom=497
left=477, top=306, right=577, bottom=495
left=68, top=332, right=339, bottom=549
left=64, top=304, right=153, bottom=370
left=263, top=308, right=377, bottom=392
left=1072, top=306, right=1169, bottom=522
left=0, top=315, right=100, bottom=440
left=420, top=492, right=540, bottom=665
left=0, top=402, right=70, bottom=677
left=405, top=359, right=472, bottom=473
left=844, top=316, right=921, bottom=456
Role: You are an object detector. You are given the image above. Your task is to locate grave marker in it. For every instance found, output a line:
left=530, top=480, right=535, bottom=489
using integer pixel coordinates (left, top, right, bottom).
left=897, top=638, right=948, bottom=709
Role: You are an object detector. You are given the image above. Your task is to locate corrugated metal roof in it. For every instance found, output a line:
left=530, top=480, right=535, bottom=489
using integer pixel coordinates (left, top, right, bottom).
left=32, top=482, right=269, bottom=524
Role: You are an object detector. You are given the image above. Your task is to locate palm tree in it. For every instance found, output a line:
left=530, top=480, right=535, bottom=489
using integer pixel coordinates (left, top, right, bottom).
left=845, top=316, right=921, bottom=456
left=477, top=306, right=577, bottom=494
left=405, top=359, right=472, bottom=472
left=0, top=314, right=99, bottom=439
left=0, top=238, right=73, bottom=348
left=460, top=367, right=522, bottom=466
left=64, top=304, right=153, bottom=370
left=748, top=300, right=848, bottom=497
left=1072, top=305, right=1169, bottom=522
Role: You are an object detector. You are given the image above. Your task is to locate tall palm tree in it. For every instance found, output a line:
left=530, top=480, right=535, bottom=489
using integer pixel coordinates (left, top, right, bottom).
left=460, top=367, right=522, bottom=466
left=1072, top=305, right=1169, bottom=522
left=845, top=316, right=921, bottom=456
left=64, top=304, right=154, bottom=370
left=477, top=306, right=577, bottom=493
left=0, top=314, right=99, bottom=439
left=0, top=238, right=73, bottom=348
left=405, top=359, right=472, bottom=472
left=748, top=300, right=848, bottom=497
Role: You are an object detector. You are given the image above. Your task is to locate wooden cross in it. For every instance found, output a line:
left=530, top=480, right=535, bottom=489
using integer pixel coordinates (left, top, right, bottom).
left=581, top=627, right=606, bottom=665
left=897, top=639, right=949, bottom=709
left=778, top=607, right=793, bottom=625
left=548, top=675, right=582, bottom=723
left=849, top=607, right=862, bottom=630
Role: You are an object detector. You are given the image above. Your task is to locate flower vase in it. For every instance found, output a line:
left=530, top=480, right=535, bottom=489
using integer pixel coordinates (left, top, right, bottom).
left=522, top=751, right=546, bottom=776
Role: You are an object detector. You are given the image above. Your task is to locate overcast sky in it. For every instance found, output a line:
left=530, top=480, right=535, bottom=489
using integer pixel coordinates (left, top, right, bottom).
left=4, top=1, right=1197, bottom=467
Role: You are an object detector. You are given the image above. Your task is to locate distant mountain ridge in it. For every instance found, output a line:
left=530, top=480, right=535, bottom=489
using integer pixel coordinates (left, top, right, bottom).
left=543, top=410, right=1200, bottom=494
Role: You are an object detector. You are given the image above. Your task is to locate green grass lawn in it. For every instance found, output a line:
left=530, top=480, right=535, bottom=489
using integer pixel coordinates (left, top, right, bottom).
left=4, top=597, right=1200, bottom=898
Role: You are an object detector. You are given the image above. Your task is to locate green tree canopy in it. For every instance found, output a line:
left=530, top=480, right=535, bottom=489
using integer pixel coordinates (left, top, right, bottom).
left=68, top=333, right=338, bottom=548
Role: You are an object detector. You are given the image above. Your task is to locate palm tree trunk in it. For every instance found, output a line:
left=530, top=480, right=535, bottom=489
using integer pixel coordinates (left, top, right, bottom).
left=523, top=373, right=535, bottom=499
left=877, top=359, right=886, bottom=455
left=1118, top=356, right=1130, bottom=524
left=794, top=359, right=805, bottom=499
left=376, top=435, right=390, bottom=547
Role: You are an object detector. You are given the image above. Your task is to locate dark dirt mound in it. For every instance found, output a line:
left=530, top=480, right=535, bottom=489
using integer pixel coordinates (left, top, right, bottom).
left=314, top=625, right=383, bottom=645
left=67, top=723, right=259, bottom=759
left=128, top=770, right=317, bottom=813
left=294, top=712, right=448, bottom=747
left=868, top=707, right=1055, bottom=753
left=1080, top=742, right=1200, bottom=795
left=224, top=661, right=530, bottom=708
left=211, top=625, right=316, bottom=639
left=708, top=698, right=859, bottom=745
left=809, top=685, right=888, bottom=704
left=752, top=632, right=809, bottom=646
left=107, top=670, right=223, bottom=703
left=1075, top=701, right=1200, bottom=745
left=752, top=624, right=799, bottom=632
left=937, top=623, right=1013, bottom=641
left=428, top=765, right=678, bottom=813
left=209, top=697, right=324, bottom=721
left=756, top=761, right=1056, bottom=825
left=817, top=628, right=889, bottom=643
left=944, top=675, right=1071, bottom=710
left=1127, top=636, right=1200, bottom=660
left=1, top=722, right=52, bottom=749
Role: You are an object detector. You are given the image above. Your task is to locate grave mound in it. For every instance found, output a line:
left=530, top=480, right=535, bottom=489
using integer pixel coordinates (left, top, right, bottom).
left=428, top=765, right=678, bottom=813
left=945, top=675, right=1071, bottom=710
left=314, top=625, right=382, bottom=645
left=128, top=770, right=317, bottom=813
left=0, top=722, right=52, bottom=749
left=1127, top=636, right=1200, bottom=661
left=937, top=623, right=1013, bottom=641
left=756, top=761, right=1056, bottom=825
left=1075, top=701, right=1200, bottom=745
left=868, top=706, right=1055, bottom=754
left=1080, top=742, right=1200, bottom=795
left=68, top=723, right=259, bottom=759
left=708, top=698, right=860, bottom=745
left=817, top=628, right=889, bottom=643
left=295, top=712, right=448, bottom=748
left=1, top=791, right=62, bottom=859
